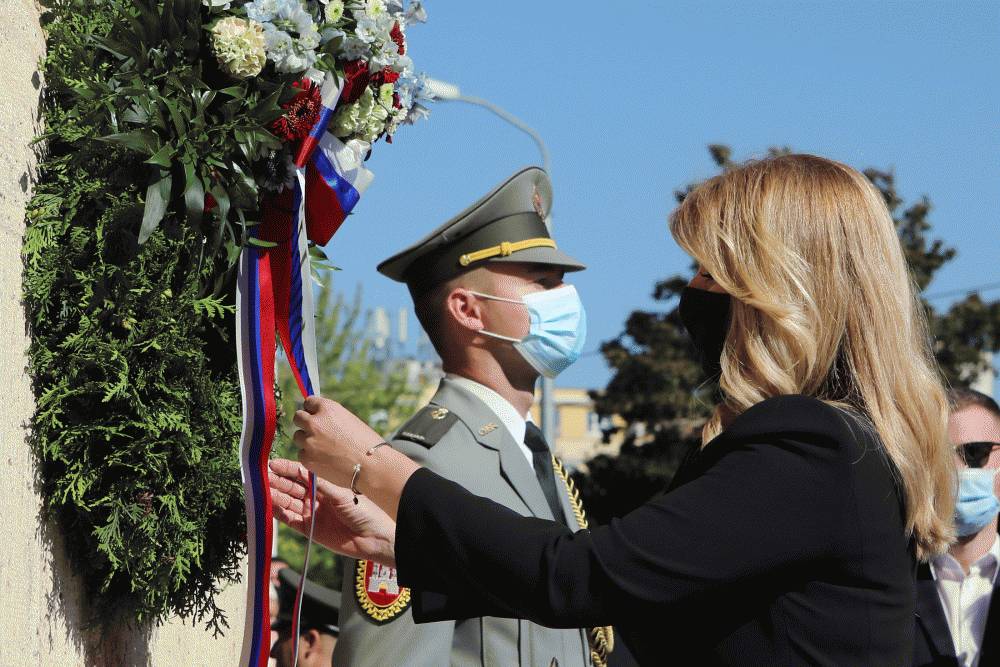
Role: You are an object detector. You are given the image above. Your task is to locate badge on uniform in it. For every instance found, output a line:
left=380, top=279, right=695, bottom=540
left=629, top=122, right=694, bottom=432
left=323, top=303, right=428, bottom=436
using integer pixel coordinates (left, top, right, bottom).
left=355, top=559, right=411, bottom=623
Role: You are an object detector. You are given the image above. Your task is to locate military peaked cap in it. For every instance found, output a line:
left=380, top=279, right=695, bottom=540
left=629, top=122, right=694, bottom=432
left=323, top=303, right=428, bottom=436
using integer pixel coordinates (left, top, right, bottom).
left=377, top=167, right=586, bottom=290
left=274, top=567, right=341, bottom=635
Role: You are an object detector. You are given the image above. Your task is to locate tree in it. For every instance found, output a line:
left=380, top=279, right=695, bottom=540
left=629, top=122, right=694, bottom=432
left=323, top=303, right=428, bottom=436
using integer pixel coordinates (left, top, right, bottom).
left=576, top=145, right=1000, bottom=523
left=272, top=279, right=421, bottom=589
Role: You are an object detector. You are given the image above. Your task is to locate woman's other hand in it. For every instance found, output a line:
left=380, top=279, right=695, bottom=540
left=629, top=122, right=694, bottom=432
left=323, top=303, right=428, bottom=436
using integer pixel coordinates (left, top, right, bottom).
left=268, top=458, right=396, bottom=566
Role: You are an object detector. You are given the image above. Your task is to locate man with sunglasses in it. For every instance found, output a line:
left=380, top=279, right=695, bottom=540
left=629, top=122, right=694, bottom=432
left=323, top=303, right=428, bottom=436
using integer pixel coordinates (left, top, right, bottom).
left=914, top=387, right=1000, bottom=667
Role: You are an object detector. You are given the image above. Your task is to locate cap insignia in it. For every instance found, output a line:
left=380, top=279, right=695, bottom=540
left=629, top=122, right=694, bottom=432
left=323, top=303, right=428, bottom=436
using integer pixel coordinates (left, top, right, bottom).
left=532, top=187, right=545, bottom=217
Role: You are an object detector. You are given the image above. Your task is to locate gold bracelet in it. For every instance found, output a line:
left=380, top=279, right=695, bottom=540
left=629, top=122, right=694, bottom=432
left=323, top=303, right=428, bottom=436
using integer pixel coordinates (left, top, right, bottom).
left=350, top=463, right=363, bottom=505
left=351, top=443, right=390, bottom=504
left=366, top=441, right=391, bottom=456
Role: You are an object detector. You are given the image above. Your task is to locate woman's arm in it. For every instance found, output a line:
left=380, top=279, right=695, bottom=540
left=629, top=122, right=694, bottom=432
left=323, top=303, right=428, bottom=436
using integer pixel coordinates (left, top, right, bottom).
left=394, top=431, right=850, bottom=628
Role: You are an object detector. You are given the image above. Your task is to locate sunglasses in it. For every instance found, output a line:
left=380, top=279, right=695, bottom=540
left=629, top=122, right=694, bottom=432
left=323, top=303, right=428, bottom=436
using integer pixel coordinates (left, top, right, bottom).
left=955, top=441, right=1000, bottom=468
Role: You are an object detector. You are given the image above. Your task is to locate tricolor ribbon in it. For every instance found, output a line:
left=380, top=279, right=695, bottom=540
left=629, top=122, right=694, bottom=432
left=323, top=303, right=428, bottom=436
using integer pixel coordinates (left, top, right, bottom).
left=237, top=73, right=373, bottom=667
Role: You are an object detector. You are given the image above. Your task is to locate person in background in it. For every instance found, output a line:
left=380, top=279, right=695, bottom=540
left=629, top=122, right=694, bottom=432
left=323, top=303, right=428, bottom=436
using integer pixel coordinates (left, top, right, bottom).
left=269, top=558, right=289, bottom=667
left=915, top=387, right=1000, bottom=667
left=270, top=567, right=341, bottom=667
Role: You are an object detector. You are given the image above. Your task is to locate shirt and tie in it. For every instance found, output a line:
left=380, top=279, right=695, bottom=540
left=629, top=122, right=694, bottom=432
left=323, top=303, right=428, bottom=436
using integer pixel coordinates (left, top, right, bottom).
left=931, top=536, right=1000, bottom=667
left=445, top=374, right=567, bottom=525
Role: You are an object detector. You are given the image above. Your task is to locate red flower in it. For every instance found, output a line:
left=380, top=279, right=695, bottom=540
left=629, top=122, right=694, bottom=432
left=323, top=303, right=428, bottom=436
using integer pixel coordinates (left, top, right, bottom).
left=271, top=80, right=322, bottom=142
left=204, top=193, right=218, bottom=212
left=390, top=22, right=405, bottom=55
left=340, top=60, right=371, bottom=105
left=379, top=66, right=400, bottom=85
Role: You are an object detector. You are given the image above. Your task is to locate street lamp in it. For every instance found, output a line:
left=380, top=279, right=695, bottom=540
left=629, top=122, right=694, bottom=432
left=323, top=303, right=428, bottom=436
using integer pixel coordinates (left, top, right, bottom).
left=424, top=78, right=558, bottom=444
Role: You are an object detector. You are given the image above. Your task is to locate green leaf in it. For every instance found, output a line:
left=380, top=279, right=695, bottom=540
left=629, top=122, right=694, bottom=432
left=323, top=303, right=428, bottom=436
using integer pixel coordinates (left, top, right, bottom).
left=90, top=34, right=135, bottom=61
left=98, top=129, right=160, bottom=156
left=250, top=86, right=285, bottom=123
left=218, top=85, right=245, bottom=99
left=139, top=171, right=173, bottom=244
left=144, top=144, right=175, bottom=168
left=207, top=184, right=230, bottom=256
left=247, top=237, right=278, bottom=248
left=163, top=98, right=188, bottom=138
left=182, top=160, right=204, bottom=227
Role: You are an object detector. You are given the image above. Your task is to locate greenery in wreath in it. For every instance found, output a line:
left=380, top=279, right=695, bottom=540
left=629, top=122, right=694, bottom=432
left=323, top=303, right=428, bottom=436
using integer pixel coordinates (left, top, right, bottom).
left=24, top=0, right=428, bottom=631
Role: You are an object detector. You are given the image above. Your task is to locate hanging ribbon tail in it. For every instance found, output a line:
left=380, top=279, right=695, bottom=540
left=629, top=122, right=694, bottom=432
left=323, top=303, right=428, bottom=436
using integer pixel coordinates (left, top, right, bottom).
left=240, top=68, right=373, bottom=666
left=277, top=167, right=325, bottom=667
left=236, top=230, right=279, bottom=667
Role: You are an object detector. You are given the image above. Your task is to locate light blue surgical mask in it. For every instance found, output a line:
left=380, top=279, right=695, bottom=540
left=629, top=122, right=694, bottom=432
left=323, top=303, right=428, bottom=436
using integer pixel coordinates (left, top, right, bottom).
left=471, top=285, right=587, bottom=379
left=955, top=468, right=1000, bottom=537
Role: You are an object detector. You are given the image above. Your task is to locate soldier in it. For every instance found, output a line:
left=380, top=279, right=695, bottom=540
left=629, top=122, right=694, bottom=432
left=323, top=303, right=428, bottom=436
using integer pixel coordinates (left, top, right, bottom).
left=332, top=167, right=613, bottom=667
left=270, top=567, right=341, bottom=667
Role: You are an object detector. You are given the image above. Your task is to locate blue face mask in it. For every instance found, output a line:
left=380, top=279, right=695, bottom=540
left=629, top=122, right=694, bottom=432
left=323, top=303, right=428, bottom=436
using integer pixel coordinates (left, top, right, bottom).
left=472, top=285, right=587, bottom=379
left=955, top=468, right=1000, bottom=537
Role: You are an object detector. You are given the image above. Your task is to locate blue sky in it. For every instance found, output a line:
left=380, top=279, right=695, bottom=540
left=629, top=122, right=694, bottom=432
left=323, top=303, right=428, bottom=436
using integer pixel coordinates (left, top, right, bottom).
left=324, top=0, right=1000, bottom=394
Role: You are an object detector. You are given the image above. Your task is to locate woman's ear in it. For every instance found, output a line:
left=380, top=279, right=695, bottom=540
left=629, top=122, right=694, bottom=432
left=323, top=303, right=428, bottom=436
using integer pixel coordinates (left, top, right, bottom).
left=444, top=287, right=486, bottom=334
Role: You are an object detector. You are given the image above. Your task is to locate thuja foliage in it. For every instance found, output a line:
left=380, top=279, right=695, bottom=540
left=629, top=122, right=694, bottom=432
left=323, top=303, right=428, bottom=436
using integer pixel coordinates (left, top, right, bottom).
left=24, top=0, right=246, bottom=631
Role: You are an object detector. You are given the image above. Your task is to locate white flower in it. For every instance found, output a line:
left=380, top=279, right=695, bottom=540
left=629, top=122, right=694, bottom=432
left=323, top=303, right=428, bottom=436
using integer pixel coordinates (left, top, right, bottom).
left=324, top=0, right=345, bottom=23
left=377, top=82, right=395, bottom=107
left=391, top=54, right=413, bottom=73
left=331, top=87, right=390, bottom=141
left=364, top=0, right=387, bottom=17
left=211, top=17, right=267, bottom=79
left=339, top=35, right=370, bottom=60
left=203, top=0, right=232, bottom=10
left=244, top=0, right=279, bottom=22
left=320, top=27, right=345, bottom=44
left=385, top=104, right=409, bottom=136
left=332, top=98, right=362, bottom=138
left=404, top=1, right=427, bottom=25
left=354, top=16, right=383, bottom=44
left=369, top=37, right=402, bottom=71
left=404, top=102, right=430, bottom=125
left=298, top=28, right=321, bottom=50
left=263, top=26, right=294, bottom=58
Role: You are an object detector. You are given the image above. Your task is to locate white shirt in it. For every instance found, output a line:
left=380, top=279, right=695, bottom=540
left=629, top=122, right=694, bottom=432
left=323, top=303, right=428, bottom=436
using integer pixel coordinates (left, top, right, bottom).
left=444, top=374, right=536, bottom=466
left=932, top=536, right=1000, bottom=667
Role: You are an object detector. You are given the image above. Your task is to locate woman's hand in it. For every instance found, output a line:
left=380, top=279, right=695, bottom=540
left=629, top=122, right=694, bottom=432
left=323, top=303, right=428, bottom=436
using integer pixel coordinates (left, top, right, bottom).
left=293, top=395, right=384, bottom=487
left=268, top=458, right=396, bottom=566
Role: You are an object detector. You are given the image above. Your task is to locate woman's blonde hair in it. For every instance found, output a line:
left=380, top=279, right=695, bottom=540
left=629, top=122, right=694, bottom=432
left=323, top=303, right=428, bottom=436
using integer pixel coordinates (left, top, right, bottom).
left=669, top=153, right=953, bottom=560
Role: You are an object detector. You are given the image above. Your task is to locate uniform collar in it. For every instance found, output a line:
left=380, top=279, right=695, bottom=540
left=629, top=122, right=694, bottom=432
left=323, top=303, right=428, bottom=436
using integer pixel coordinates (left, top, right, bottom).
left=444, top=373, right=528, bottom=445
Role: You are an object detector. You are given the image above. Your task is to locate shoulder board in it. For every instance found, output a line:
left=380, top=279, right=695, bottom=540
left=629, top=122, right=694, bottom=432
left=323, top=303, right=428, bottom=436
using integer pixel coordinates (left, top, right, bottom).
left=393, top=405, right=459, bottom=449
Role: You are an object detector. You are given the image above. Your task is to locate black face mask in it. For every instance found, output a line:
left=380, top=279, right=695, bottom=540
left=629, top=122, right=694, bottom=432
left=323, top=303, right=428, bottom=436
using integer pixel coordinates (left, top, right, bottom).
left=679, top=287, right=732, bottom=379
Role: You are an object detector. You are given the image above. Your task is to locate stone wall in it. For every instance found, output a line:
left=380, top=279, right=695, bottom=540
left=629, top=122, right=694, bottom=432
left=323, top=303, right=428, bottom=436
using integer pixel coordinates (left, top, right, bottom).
left=0, top=2, right=246, bottom=664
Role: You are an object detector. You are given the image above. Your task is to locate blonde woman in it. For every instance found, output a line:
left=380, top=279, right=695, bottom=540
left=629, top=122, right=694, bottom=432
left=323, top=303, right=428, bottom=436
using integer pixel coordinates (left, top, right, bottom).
left=270, top=154, right=955, bottom=665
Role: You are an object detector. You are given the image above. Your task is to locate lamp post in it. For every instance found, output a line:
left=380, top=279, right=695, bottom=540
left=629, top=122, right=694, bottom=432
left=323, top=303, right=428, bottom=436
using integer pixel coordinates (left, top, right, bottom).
left=425, top=79, right=558, bottom=444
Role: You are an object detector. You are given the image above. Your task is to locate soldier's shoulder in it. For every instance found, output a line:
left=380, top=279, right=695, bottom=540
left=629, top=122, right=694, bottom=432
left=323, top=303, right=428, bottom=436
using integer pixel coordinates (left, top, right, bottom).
left=392, top=404, right=465, bottom=449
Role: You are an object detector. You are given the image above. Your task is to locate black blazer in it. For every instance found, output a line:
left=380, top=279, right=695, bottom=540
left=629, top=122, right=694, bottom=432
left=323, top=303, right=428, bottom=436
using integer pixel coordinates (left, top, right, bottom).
left=913, top=561, right=1000, bottom=667
left=394, top=395, right=916, bottom=666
